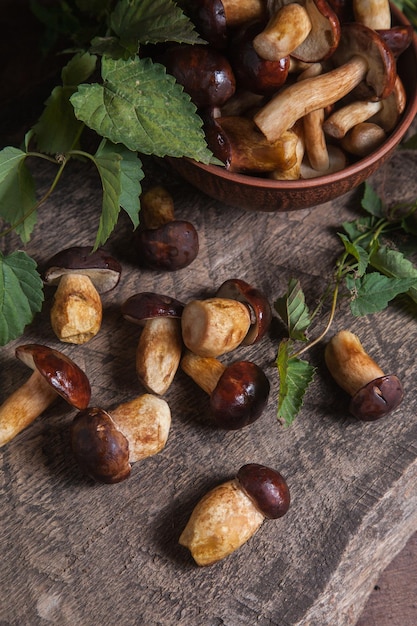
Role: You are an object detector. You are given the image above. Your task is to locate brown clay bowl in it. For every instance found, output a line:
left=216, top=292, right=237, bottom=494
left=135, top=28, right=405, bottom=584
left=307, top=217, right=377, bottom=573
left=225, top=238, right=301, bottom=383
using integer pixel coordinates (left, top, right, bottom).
left=169, top=5, right=417, bottom=212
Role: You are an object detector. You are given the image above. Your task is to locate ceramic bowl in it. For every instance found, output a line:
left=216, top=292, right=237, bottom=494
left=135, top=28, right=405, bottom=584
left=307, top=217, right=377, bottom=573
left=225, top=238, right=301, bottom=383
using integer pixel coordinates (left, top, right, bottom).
left=169, top=5, right=417, bottom=212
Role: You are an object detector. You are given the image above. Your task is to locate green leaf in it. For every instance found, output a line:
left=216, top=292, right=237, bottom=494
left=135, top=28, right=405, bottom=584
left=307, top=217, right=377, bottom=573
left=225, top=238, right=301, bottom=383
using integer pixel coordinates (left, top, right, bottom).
left=110, top=0, right=205, bottom=47
left=93, top=147, right=123, bottom=249
left=338, top=233, right=369, bottom=277
left=274, top=278, right=311, bottom=341
left=61, top=51, right=97, bottom=87
left=90, top=35, right=133, bottom=59
left=0, top=251, right=44, bottom=346
left=361, top=182, right=385, bottom=217
left=0, top=148, right=37, bottom=243
left=370, top=244, right=417, bottom=304
left=342, top=215, right=376, bottom=249
left=97, top=139, right=143, bottom=229
left=71, top=55, right=213, bottom=162
left=347, top=272, right=417, bottom=316
left=276, top=340, right=316, bottom=427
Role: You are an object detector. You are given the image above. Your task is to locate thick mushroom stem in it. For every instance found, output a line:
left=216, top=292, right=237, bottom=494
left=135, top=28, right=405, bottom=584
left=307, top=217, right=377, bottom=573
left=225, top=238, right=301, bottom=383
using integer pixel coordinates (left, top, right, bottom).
left=181, top=351, right=226, bottom=395
left=254, top=55, right=369, bottom=143
left=135, top=317, right=183, bottom=396
left=50, top=273, right=102, bottom=344
left=323, top=100, right=383, bottom=138
left=179, top=478, right=265, bottom=566
left=181, top=298, right=251, bottom=357
left=253, top=4, right=312, bottom=61
left=0, top=370, right=58, bottom=447
left=324, top=330, right=404, bottom=420
left=353, top=0, right=391, bottom=29
left=298, top=63, right=330, bottom=172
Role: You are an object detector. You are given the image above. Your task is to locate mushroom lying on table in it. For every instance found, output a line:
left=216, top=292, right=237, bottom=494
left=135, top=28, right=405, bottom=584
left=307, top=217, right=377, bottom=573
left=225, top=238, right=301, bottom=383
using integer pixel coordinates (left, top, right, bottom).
left=254, top=22, right=397, bottom=143
left=0, top=344, right=91, bottom=447
left=42, top=245, right=121, bottom=344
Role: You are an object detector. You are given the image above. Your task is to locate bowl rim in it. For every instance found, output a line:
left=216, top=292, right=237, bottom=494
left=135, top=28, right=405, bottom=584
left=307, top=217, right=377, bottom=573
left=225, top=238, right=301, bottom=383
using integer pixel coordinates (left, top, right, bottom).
left=183, top=2, right=417, bottom=190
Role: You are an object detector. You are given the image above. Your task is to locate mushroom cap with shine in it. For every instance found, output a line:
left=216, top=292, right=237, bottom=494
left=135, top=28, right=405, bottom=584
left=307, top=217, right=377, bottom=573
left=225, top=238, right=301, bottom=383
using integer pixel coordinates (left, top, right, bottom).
left=237, top=463, right=290, bottom=518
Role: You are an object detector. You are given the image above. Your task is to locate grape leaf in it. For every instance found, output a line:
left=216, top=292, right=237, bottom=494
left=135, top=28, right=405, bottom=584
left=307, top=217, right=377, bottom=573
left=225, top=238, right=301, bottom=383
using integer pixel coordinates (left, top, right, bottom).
left=274, top=278, right=311, bottom=341
left=370, top=244, right=417, bottom=304
left=110, top=0, right=205, bottom=47
left=0, top=251, right=44, bottom=346
left=338, top=233, right=369, bottom=277
left=70, top=55, right=213, bottom=162
left=347, top=272, right=417, bottom=316
left=276, top=339, right=316, bottom=427
left=0, top=147, right=37, bottom=243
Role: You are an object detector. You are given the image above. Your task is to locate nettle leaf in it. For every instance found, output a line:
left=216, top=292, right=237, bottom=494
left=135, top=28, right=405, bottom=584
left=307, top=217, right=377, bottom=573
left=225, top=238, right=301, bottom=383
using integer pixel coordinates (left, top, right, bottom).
left=93, top=147, right=122, bottom=249
left=71, top=55, right=212, bottom=162
left=110, top=0, right=204, bottom=47
left=346, top=272, right=417, bottom=316
left=370, top=244, right=417, bottom=304
left=0, top=147, right=37, bottom=243
left=276, top=339, right=316, bottom=427
left=361, top=182, right=385, bottom=217
left=342, top=215, right=376, bottom=249
left=0, top=251, right=44, bottom=346
left=338, top=233, right=369, bottom=277
left=274, top=278, right=311, bottom=341
left=97, top=139, right=143, bottom=229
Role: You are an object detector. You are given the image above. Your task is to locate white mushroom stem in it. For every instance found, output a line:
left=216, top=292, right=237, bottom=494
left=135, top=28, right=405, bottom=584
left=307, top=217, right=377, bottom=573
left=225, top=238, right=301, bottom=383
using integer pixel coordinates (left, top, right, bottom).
left=181, top=351, right=226, bottom=395
left=323, top=100, right=383, bottom=138
left=51, top=273, right=102, bottom=344
left=353, top=0, right=391, bottom=30
left=111, top=394, right=171, bottom=462
left=136, top=317, right=182, bottom=396
left=270, top=121, right=305, bottom=180
left=0, top=371, right=58, bottom=447
left=179, top=478, right=265, bottom=566
left=254, top=55, right=369, bottom=143
left=298, top=63, right=329, bottom=171
left=253, top=3, right=312, bottom=61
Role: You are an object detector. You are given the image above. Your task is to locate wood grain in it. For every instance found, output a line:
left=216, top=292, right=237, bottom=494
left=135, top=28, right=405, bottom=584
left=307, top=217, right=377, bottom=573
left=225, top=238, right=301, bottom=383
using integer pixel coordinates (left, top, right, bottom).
left=1, top=147, right=417, bottom=626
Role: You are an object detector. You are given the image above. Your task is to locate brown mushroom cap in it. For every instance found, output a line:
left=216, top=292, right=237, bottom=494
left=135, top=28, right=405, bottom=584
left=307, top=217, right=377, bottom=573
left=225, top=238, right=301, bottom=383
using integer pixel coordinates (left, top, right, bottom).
left=121, top=292, right=184, bottom=325
left=237, top=463, right=290, bottom=518
left=349, top=375, right=404, bottom=421
left=71, top=407, right=131, bottom=484
left=291, top=0, right=341, bottom=62
left=16, top=344, right=91, bottom=410
left=136, top=220, right=199, bottom=271
left=42, top=246, right=122, bottom=294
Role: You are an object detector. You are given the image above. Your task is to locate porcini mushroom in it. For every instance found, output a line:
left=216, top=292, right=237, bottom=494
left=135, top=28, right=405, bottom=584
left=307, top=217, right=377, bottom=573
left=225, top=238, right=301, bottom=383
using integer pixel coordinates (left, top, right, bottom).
left=353, top=0, right=391, bottom=30
left=179, top=463, right=290, bottom=565
left=42, top=246, right=122, bottom=344
left=324, top=330, right=404, bottom=421
left=71, top=395, right=171, bottom=483
left=340, top=121, right=387, bottom=157
left=254, top=23, right=396, bottom=143
left=0, top=344, right=91, bottom=447
left=136, top=186, right=199, bottom=271
left=121, top=292, right=184, bottom=395
left=181, top=351, right=270, bottom=429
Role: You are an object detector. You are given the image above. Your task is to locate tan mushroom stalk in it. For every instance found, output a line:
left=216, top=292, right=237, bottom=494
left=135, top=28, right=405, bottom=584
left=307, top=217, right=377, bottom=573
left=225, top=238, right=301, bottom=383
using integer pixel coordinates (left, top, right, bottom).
left=179, top=463, right=290, bottom=566
left=71, top=395, right=171, bottom=483
left=298, top=63, right=330, bottom=172
left=324, top=330, right=404, bottom=421
left=353, top=0, right=391, bottom=29
left=254, top=23, right=397, bottom=143
left=0, top=344, right=91, bottom=447
left=253, top=3, right=312, bottom=61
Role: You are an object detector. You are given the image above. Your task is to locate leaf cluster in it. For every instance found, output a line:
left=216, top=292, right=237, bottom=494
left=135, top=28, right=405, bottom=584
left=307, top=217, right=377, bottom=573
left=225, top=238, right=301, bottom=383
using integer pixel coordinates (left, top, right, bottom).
left=0, top=0, right=212, bottom=345
left=274, top=182, right=417, bottom=427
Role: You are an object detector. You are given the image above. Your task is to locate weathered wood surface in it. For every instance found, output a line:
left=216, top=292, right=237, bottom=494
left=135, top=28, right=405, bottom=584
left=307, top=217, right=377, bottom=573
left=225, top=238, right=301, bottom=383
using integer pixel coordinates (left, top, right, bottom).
left=1, top=147, right=417, bottom=626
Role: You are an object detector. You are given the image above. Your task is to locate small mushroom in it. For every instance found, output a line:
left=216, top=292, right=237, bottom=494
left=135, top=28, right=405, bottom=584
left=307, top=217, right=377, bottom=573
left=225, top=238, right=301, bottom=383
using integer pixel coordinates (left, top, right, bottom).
left=121, top=292, right=184, bottom=395
left=71, top=395, right=171, bottom=483
left=179, top=463, right=290, bottom=565
left=340, top=121, right=387, bottom=157
left=0, top=344, right=91, bottom=447
left=254, top=23, right=396, bottom=143
left=42, top=245, right=122, bottom=344
left=136, top=186, right=199, bottom=271
left=324, top=330, right=404, bottom=421
left=181, top=351, right=270, bottom=429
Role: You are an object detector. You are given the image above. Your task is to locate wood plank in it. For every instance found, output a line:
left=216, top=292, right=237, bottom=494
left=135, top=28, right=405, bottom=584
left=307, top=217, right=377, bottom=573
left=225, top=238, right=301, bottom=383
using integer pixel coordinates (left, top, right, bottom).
left=1, top=147, right=417, bottom=626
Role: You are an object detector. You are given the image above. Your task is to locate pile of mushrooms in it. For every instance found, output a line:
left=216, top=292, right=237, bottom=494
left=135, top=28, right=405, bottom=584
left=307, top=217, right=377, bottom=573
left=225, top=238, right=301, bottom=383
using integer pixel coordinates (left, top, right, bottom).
left=164, top=0, right=413, bottom=178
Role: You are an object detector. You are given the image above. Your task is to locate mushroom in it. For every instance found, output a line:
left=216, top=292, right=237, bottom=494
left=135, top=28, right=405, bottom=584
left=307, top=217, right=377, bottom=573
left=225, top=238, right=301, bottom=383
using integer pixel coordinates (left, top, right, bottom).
left=71, top=394, right=171, bottom=483
left=181, top=351, right=270, bottom=429
left=203, top=114, right=299, bottom=173
left=121, top=292, right=184, bottom=395
left=179, top=463, right=290, bottom=565
left=300, top=144, right=347, bottom=178
left=254, top=23, right=397, bottom=143
left=135, top=186, right=199, bottom=271
left=42, top=245, right=122, bottom=344
left=253, top=0, right=340, bottom=63
left=340, top=121, right=387, bottom=157
left=376, top=25, right=414, bottom=59
left=270, top=120, right=305, bottom=180
left=0, top=344, right=91, bottom=447
left=324, top=330, right=404, bottom=421
left=353, top=0, right=391, bottom=30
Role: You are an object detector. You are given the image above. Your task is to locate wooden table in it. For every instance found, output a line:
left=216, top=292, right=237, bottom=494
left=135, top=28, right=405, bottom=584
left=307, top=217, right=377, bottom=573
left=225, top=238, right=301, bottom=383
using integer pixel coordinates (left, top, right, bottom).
left=1, top=138, right=417, bottom=625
